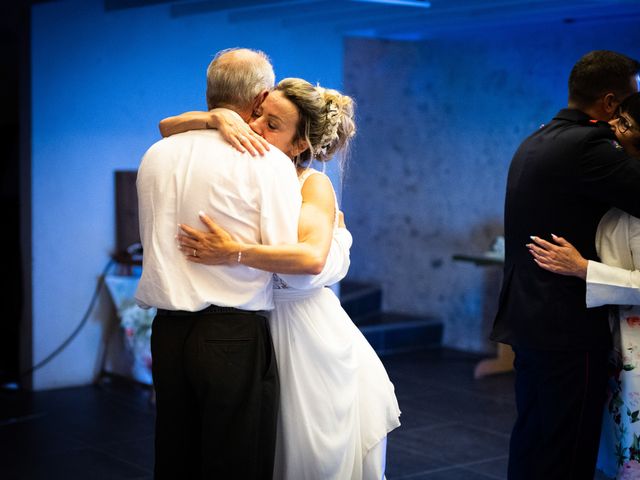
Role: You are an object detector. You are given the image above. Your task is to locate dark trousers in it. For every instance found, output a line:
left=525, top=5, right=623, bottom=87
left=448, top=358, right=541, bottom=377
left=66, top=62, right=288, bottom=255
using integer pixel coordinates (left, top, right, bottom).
left=150, top=309, right=279, bottom=480
left=508, top=347, right=608, bottom=480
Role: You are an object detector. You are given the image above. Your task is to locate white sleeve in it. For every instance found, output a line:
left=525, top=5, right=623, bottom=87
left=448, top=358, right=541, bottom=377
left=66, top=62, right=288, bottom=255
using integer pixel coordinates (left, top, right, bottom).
left=277, top=227, right=353, bottom=290
left=586, top=261, right=640, bottom=307
left=258, top=158, right=301, bottom=246
left=586, top=219, right=640, bottom=307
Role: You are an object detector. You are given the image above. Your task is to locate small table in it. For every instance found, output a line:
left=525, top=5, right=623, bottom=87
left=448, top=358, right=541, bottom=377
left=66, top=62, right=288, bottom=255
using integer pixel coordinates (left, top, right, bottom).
left=452, top=253, right=514, bottom=379
left=452, top=253, right=504, bottom=267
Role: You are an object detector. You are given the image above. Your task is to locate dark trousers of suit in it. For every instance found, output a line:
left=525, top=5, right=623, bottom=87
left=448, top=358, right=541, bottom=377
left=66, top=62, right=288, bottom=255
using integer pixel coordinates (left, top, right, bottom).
left=508, top=347, right=608, bottom=480
left=150, top=309, right=279, bottom=480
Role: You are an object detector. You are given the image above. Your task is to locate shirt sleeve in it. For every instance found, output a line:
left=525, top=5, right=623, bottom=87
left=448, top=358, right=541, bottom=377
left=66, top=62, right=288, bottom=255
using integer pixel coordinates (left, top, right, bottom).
left=586, top=219, right=640, bottom=307
left=277, top=227, right=353, bottom=290
left=258, top=156, right=302, bottom=247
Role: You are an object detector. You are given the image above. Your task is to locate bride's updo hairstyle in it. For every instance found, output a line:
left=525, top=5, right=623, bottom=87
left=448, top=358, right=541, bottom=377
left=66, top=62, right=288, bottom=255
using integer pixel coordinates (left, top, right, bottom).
left=275, top=78, right=356, bottom=170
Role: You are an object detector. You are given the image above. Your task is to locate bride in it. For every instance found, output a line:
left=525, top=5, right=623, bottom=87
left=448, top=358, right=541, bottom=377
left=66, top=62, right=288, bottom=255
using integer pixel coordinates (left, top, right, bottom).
left=161, top=77, right=401, bottom=479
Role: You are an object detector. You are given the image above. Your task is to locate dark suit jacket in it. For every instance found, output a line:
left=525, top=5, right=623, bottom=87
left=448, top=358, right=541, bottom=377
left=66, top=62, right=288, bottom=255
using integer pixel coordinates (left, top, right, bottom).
left=491, top=108, right=640, bottom=351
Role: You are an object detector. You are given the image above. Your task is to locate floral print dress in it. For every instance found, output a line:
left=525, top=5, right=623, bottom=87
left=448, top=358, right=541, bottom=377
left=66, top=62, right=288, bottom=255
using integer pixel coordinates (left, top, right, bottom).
left=586, top=208, right=640, bottom=478
left=600, top=310, right=640, bottom=479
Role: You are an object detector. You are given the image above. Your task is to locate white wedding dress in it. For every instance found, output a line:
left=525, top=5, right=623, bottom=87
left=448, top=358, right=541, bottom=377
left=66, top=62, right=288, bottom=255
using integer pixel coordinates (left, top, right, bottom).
left=269, top=169, right=401, bottom=480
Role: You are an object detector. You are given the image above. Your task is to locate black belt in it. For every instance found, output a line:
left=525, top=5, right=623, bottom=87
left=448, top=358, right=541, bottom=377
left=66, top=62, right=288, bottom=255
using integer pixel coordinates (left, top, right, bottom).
left=157, top=305, right=267, bottom=317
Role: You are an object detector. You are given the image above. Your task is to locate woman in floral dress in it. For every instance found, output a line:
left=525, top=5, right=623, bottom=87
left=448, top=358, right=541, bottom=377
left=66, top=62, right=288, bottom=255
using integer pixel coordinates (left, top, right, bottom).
left=528, top=93, right=640, bottom=478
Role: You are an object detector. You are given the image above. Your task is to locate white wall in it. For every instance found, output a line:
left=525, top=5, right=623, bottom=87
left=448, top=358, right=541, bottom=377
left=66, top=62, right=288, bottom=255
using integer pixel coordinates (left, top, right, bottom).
left=30, top=0, right=345, bottom=390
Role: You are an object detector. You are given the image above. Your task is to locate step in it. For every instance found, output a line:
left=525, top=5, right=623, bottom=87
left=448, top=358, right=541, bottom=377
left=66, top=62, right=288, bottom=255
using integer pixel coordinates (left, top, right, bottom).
left=339, top=280, right=382, bottom=319
left=356, top=312, right=443, bottom=356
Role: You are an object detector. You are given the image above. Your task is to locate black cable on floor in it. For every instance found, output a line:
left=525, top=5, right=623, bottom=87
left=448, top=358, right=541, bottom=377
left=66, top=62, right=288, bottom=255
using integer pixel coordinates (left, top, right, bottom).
left=18, top=259, right=116, bottom=380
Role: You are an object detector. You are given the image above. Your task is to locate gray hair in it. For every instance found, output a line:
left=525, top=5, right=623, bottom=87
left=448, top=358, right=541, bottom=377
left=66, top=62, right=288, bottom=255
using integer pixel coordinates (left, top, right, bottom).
left=206, top=48, right=275, bottom=110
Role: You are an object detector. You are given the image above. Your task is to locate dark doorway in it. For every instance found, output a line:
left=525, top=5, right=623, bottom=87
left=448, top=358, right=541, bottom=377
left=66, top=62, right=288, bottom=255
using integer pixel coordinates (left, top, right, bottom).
left=0, top=1, right=31, bottom=386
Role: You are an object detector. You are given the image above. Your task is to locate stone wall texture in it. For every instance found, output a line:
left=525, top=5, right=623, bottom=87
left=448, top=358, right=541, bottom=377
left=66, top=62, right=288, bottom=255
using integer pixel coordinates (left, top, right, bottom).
left=342, top=23, right=640, bottom=352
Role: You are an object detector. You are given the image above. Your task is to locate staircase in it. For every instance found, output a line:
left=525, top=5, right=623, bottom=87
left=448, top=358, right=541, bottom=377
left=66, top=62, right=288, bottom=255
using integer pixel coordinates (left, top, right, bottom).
left=340, top=280, right=443, bottom=355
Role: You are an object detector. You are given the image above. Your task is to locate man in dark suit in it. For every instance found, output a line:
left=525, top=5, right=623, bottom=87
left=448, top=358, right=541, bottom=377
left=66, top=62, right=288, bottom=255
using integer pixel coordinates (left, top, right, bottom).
left=491, top=50, right=640, bottom=480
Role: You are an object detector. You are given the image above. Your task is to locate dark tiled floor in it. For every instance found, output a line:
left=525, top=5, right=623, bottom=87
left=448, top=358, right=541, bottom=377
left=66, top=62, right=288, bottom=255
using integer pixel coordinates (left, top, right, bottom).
left=383, top=349, right=513, bottom=480
left=0, top=348, right=610, bottom=479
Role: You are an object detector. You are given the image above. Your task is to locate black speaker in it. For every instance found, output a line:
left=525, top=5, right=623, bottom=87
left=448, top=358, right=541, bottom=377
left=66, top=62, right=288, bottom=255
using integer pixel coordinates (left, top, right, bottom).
left=114, top=170, right=140, bottom=261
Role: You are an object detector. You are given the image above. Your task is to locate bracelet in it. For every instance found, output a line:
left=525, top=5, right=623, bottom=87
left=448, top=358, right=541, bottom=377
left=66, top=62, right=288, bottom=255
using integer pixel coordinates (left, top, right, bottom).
left=237, top=251, right=242, bottom=263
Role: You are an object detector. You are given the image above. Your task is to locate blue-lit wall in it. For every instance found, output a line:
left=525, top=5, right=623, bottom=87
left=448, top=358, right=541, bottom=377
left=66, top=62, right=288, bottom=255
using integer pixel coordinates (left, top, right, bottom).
left=30, top=0, right=345, bottom=390
left=342, top=22, right=640, bottom=352
left=30, top=0, right=640, bottom=389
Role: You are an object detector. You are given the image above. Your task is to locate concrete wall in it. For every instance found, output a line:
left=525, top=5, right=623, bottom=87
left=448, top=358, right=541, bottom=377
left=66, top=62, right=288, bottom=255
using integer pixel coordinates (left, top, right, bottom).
left=342, top=22, right=640, bottom=352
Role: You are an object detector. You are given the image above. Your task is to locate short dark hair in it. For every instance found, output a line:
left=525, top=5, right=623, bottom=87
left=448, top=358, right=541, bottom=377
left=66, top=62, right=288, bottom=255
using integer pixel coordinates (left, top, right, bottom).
left=568, top=50, right=640, bottom=107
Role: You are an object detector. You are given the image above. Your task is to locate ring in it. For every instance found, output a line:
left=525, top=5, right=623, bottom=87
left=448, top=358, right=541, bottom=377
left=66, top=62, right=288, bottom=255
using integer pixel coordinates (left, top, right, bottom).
left=193, top=249, right=197, bottom=257
left=239, top=135, right=247, bottom=143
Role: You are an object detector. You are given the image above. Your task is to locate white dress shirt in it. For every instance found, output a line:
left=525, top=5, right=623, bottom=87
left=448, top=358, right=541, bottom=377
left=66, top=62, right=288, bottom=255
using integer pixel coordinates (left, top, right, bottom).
left=135, top=129, right=301, bottom=311
left=586, top=208, right=640, bottom=307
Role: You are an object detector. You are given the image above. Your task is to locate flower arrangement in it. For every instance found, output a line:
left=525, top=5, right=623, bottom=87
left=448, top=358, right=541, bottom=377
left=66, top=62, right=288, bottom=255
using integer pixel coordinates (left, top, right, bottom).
left=119, top=298, right=155, bottom=372
left=105, top=275, right=155, bottom=384
left=619, top=459, right=640, bottom=480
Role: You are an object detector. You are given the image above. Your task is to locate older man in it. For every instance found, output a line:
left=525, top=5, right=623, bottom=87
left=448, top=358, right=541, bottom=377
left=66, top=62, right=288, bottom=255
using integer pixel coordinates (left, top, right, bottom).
left=136, top=48, right=301, bottom=479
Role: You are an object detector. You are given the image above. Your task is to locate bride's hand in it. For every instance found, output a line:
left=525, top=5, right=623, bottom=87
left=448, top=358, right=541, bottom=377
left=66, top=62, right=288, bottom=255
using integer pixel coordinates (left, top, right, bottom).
left=527, top=234, right=588, bottom=279
left=209, top=108, right=270, bottom=156
left=177, top=212, right=240, bottom=265
left=158, top=109, right=270, bottom=157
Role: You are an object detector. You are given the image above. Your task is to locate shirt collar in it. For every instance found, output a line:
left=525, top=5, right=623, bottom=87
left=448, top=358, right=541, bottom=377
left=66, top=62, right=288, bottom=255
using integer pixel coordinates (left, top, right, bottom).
left=553, top=108, right=593, bottom=123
